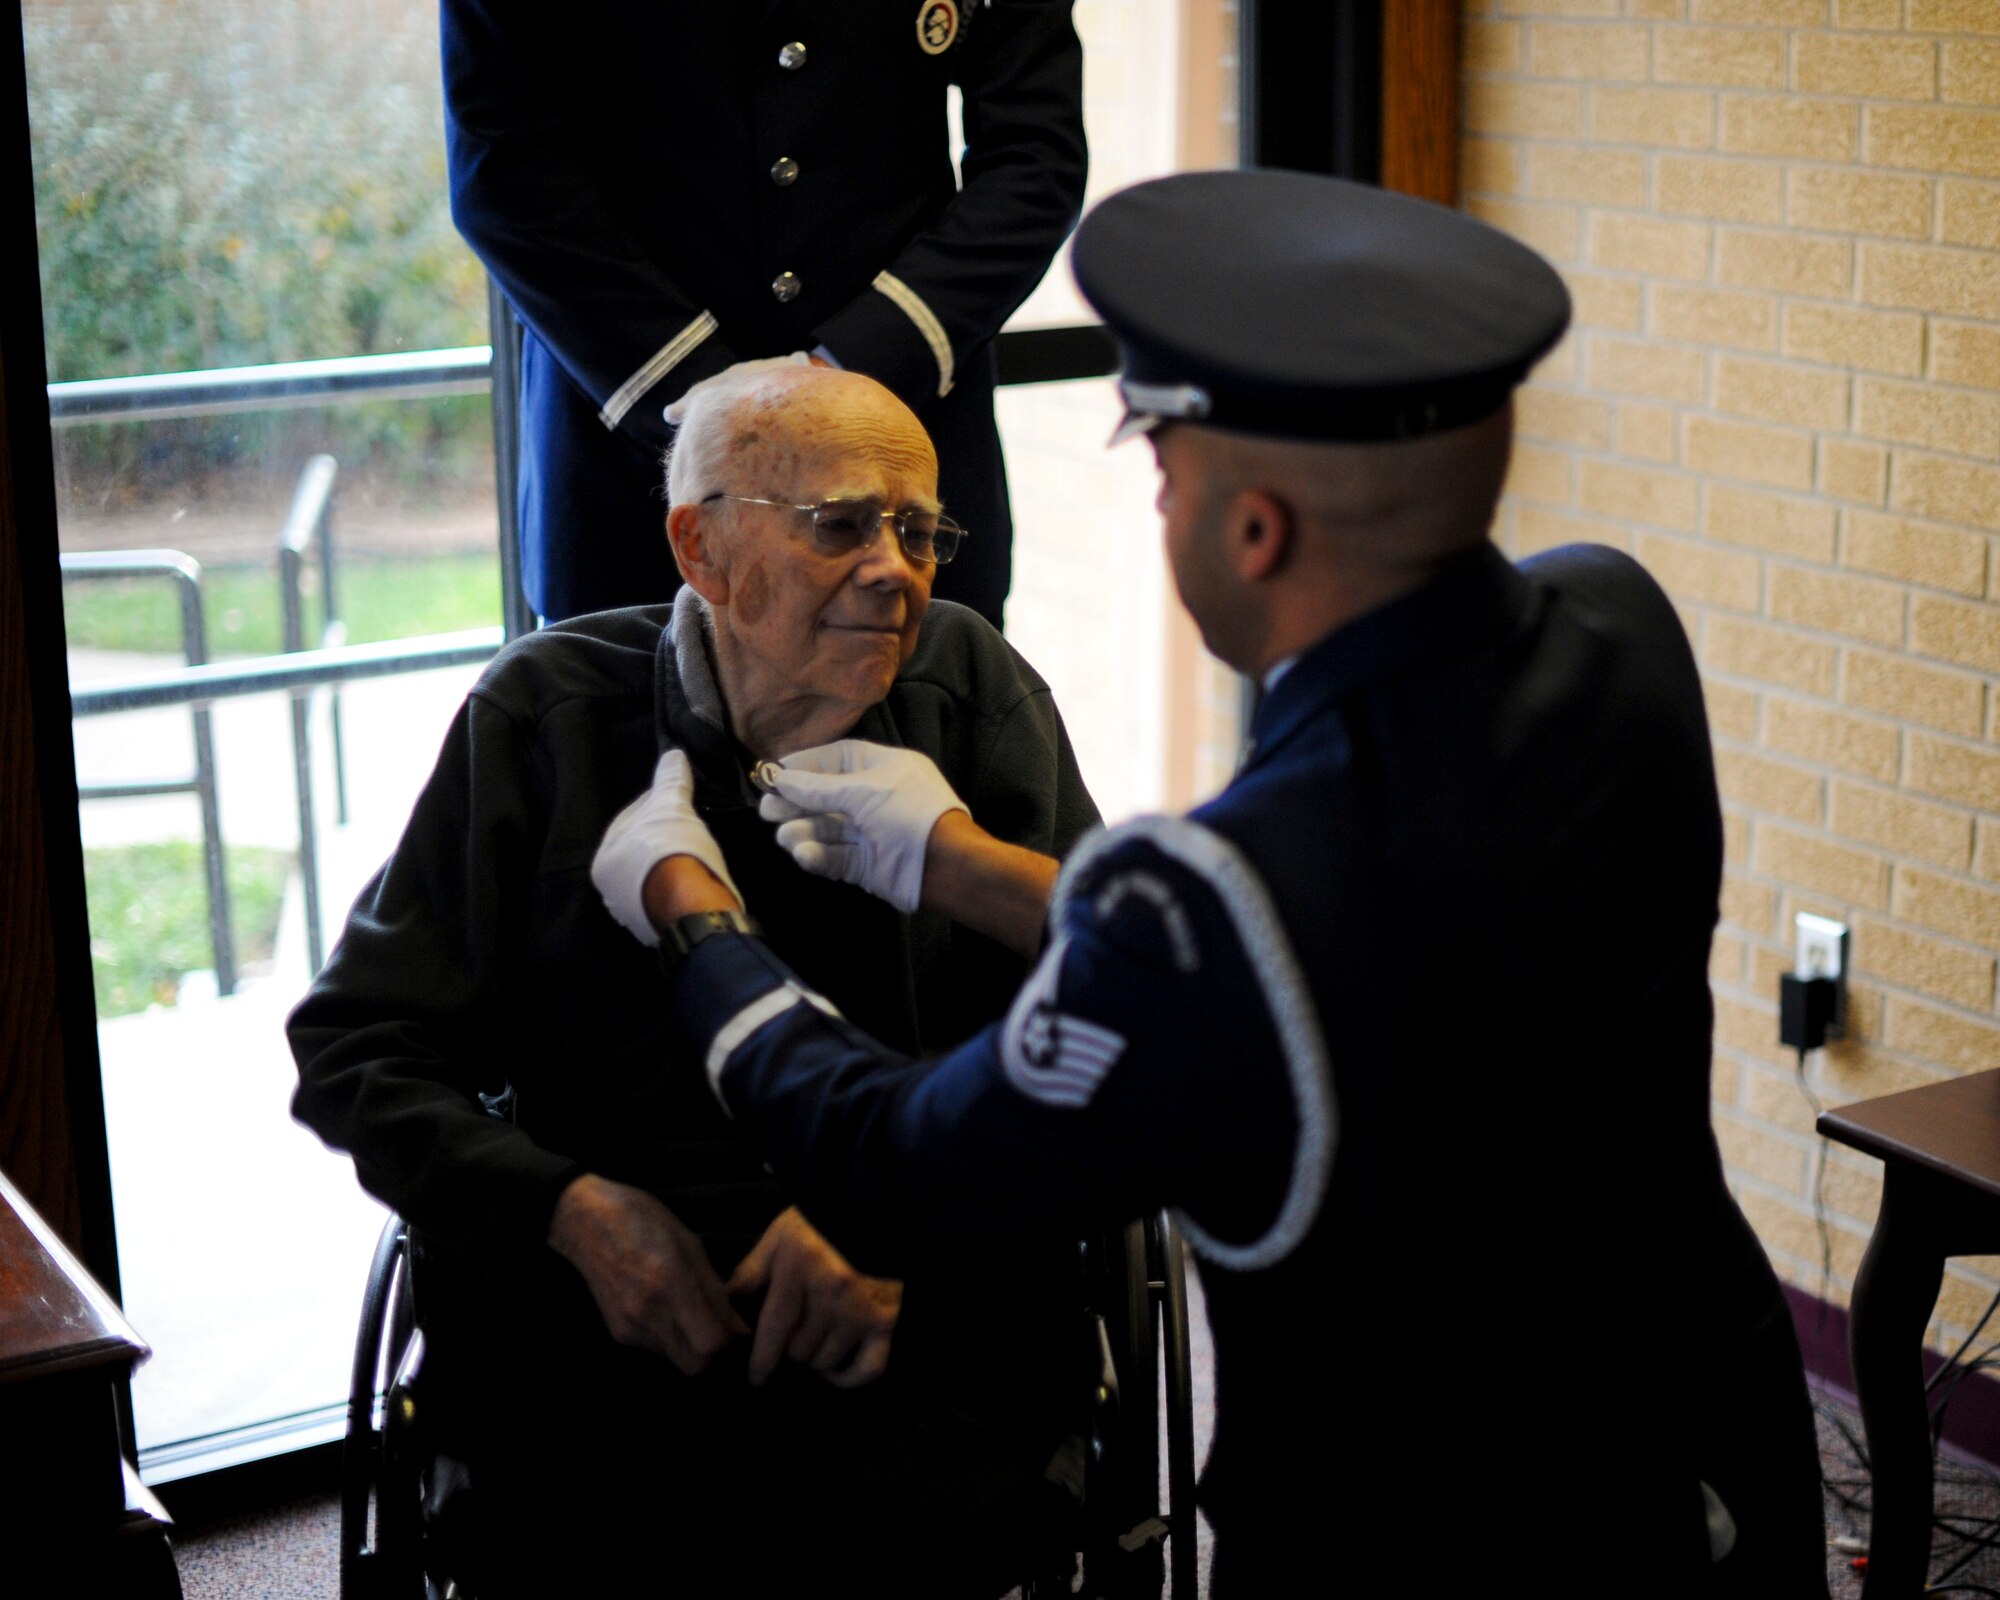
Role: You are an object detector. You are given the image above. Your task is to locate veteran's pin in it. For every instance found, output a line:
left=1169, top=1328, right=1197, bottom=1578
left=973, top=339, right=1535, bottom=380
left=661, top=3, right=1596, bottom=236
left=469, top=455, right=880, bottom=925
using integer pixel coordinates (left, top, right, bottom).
left=916, top=0, right=958, bottom=55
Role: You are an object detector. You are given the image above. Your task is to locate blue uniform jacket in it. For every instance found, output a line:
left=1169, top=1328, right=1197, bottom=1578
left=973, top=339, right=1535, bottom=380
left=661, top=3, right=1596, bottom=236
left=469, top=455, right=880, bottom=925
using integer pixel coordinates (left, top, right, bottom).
left=670, top=543, right=1814, bottom=1590
left=443, top=0, right=1087, bottom=623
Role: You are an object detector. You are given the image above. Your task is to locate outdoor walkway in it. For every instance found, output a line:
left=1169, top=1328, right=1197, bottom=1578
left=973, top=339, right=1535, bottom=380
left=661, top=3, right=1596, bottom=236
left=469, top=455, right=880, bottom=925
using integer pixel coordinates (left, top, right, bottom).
left=70, top=645, right=481, bottom=1469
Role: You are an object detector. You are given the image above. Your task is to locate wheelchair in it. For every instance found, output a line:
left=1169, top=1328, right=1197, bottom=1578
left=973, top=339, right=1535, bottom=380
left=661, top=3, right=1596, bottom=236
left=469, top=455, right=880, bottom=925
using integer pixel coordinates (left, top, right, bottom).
left=340, top=1211, right=1200, bottom=1599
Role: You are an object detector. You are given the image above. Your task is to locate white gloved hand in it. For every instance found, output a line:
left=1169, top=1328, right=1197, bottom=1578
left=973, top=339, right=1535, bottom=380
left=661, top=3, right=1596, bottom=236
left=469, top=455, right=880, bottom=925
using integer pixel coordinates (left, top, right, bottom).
left=662, top=353, right=813, bottom=425
left=757, top=740, right=968, bottom=914
left=591, top=750, right=742, bottom=946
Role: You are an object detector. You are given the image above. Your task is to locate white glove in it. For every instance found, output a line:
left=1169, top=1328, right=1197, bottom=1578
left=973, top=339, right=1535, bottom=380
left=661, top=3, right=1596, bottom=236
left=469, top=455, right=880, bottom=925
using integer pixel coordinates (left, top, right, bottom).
left=757, top=740, right=968, bottom=914
left=591, top=750, right=742, bottom=946
left=662, top=353, right=813, bottom=425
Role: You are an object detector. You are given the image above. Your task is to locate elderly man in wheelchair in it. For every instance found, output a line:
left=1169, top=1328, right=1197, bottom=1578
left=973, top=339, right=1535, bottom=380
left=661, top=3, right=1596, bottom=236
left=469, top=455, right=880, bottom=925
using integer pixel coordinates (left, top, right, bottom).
left=289, top=364, right=1106, bottom=1597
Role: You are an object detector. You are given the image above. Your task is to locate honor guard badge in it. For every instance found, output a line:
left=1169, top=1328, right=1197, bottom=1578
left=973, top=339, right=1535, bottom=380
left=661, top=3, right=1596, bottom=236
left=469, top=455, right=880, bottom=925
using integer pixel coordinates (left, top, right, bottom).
left=917, top=0, right=959, bottom=55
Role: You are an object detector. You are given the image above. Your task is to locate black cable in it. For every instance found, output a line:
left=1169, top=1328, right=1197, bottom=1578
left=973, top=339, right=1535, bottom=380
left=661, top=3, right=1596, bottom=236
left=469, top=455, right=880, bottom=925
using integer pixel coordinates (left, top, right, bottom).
left=1928, top=1290, right=2000, bottom=1398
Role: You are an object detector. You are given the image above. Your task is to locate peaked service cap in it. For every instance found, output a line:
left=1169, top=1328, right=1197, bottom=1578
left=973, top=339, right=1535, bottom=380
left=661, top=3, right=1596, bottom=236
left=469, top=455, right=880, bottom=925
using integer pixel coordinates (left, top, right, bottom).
left=1071, top=169, right=1572, bottom=446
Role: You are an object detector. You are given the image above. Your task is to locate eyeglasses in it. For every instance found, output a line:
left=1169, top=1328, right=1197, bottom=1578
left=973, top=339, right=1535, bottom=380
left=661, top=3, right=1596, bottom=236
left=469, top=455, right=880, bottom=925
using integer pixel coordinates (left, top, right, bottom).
left=700, top=492, right=966, bottom=567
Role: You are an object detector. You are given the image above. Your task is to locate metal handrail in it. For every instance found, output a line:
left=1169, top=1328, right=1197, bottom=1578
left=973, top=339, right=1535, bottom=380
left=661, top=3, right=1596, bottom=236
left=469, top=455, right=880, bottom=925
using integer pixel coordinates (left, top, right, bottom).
left=277, top=455, right=343, bottom=974
left=70, top=630, right=504, bottom=717
left=46, top=347, right=494, bottom=427
left=62, top=550, right=238, bottom=996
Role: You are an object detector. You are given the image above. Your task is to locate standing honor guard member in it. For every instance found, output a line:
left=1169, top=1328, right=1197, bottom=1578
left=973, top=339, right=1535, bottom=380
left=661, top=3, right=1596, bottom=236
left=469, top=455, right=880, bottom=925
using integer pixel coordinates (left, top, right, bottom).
left=443, top=0, right=1087, bottom=627
left=590, top=170, right=1832, bottom=1595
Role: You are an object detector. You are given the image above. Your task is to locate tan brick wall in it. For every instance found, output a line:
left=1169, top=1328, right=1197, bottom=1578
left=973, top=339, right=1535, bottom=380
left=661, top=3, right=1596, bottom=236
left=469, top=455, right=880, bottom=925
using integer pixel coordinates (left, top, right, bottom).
left=1465, top=2, right=2000, bottom=1354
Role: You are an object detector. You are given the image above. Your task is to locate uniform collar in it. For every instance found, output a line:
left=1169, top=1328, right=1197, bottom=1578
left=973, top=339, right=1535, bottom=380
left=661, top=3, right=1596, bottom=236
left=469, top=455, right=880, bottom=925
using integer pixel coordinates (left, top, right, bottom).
left=1241, top=543, right=1533, bottom=773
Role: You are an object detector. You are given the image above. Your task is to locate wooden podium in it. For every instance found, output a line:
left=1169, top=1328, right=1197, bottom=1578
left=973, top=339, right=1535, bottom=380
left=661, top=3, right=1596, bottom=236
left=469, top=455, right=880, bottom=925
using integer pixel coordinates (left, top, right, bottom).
left=0, top=1166, right=180, bottom=1594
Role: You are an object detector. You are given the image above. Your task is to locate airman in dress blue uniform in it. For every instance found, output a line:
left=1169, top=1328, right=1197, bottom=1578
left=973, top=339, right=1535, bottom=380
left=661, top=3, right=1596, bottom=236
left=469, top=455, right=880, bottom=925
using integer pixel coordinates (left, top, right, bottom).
left=442, top=0, right=1086, bottom=624
left=593, top=171, right=1831, bottom=1595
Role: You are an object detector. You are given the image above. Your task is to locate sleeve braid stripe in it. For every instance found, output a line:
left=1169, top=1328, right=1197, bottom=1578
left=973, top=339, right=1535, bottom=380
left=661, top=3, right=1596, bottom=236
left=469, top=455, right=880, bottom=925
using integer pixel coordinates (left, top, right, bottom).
left=871, top=272, right=956, bottom=399
left=599, top=310, right=720, bottom=430
left=1050, top=816, right=1338, bottom=1272
left=705, top=980, right=842, bottom=1109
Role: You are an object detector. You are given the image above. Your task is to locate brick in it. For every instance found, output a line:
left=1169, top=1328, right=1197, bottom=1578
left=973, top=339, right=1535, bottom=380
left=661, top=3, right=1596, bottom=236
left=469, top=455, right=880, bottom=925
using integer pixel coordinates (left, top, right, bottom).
left=1714, top=355, right=1850, bottom=431
left=1587, top=336, right=1707, bottom=404
left=1794, top=31, right=1939, bottom=99
left=1468, top=196, right=1580, bottom=262
left=1843, top=644, right=1989, bottom=737
left=1944, top=41, right=2000, bottom=107
left=1735, top=1187, right=1865, bottom=1285
left=1505, top=441, right=1573, bottom=504
left=1908, top=732, right=2000, bottom=809
left=1722, top=96, right=1859, bottom=162
left=1464, top=18, right=1524, bottom=73
left=1656, top=27, right=1787, bottom=88
left=1705, top=676, right=1763, bottom=741
left=1724, top=808, right=1752, bottom=866
left=1941, top=181, right=2000, bottom=249
left=1657, top=154, right=1787, bottom=223
left=1514, top=504, right=1629, bottom=557
left=1980, top=820, right=2000, bottom=881
left=1590, top=213, right=1713, bottom=279
left=1651, top=284, right=1777, bottom=351
left=1716, top=991, right=1794, bottom=1067
left=1820, top=1041, right=1949, bottom=1107
left=1500, top=0, right=1620, bottom=14
left=1706, top=484, right=1836, bottom=561
left=1769, top=564, right=1907, bottom=645
left=1717, top=746, right=1827, bottom=824
left=1891, top=452, right=2000, bottom=534
left=1937, top=1269, right=2000, bottom=1338
left=1581, top=459, right=1702, bottom=530
left=1862, top=243, right=2000, bottom=321
left=1757, top=825, right=1893, bottom=907
left=1517, top=385, right=1613, bottom=449
left=1895, top=866, right=2000, bottom=947
left=1530, top=145, right=1648, bottom=207
left=1845, top=510, right=1991, bottom=599
left=1529, top=21, right=1651, bottom=80
left=1627, top=0, right=1684, bottom=16
left=1566, top=271, right=1644, bottom=331
left=1715, top=1115, right=1808, bottom=1191
left=1706, top=614, right=1837, bottom=693
left=1787, top=170, right=1933, bottom=244
left=1820, top=1157, right=1884, bottom=1229
left=1889, top=999, right=2000, bottom=1075
left=1867, top=106, right=2000, bottom=179
left=1742, top=1062, right=1822, bottom=1139
left=1718, top=229, right=1852, bottom=297
left=1693, top=0, right=1825, bottom=20
left=1857, top=378, right=2000, bottom=460
left=1683, top=415, right=1816, bottom=490
left=1819, top=440, right=1888, bottom=506
left=1712, top=929, right=1748, bottom=987
left=1590, top=85, right=1716, bottom=147
left=1913, top=595, right=2000, bottom=672
left=1723, top=868, right=1780, bottom=935
left=1465, top=80, right=1585, bottom=139
left=1911, top=0, right=2000, bottom=32
left=1782, top=304, right=1925, bottom=377
left=1620, top=402, right=1679, bottom=462
left=1460, top=138, right=1524, bottom=197
left=1532, top=330, right=1582, bottom=385
left=1931, top=322, right=2000, bottom=392
left=1835, top=0, right=1904, bottom=22
left=1831, top=780, right=1976, bottom=870
left=1853, top=916, right=1997, bottom=1009
left=1766, top=698, right=1903, bottom=782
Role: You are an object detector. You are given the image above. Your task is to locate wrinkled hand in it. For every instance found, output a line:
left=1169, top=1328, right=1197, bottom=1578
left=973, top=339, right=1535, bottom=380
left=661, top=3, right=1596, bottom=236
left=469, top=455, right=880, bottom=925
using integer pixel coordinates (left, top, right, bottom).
left=757, top=740, right=968, bottom=913
left=592, top=749, right=740, bottom=945
left=727, top=1206, right=902, bottom=1389
left=548, top=1174, right=749, bottom=1374
left=663, top=353, right=814, bottom=425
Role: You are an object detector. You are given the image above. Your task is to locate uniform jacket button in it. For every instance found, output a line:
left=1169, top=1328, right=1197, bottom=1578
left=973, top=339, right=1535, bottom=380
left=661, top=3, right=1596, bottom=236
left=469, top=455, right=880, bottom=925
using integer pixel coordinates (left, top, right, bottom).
left=770, top=157, right=800, bottom=187
left=771, top=271, right=802, bottom=303
left=778, top=40, right=807, bottom=70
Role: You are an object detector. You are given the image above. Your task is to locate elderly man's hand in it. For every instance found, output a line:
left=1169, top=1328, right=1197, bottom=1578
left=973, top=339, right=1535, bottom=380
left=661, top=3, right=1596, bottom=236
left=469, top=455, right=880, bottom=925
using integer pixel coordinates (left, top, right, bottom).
left=727, top=1206, right=902, bottom=1389
left=592, top=749, right=742, bottom=943
left=548, top=1173, right=750, bottom=1374
left=757, top=740, right=968, bottom=913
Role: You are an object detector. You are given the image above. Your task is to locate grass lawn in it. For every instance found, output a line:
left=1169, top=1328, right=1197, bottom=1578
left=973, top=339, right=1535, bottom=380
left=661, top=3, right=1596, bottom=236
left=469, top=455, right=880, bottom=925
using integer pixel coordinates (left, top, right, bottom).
left=85, top=840, right=294, bottom=1016
left=61, top=550, right=500, bottom=658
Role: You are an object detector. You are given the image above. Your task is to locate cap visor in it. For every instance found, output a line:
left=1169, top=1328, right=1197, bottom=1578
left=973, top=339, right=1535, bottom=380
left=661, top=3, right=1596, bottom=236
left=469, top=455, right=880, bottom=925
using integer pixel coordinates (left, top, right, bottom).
left=1106, top=409, right=1161, bottom=448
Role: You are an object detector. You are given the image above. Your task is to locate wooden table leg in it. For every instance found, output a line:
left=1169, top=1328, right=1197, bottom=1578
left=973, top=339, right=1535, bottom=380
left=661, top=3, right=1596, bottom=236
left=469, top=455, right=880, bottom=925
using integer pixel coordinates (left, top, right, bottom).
left=1851, top=1168, right=1949, bottom=1599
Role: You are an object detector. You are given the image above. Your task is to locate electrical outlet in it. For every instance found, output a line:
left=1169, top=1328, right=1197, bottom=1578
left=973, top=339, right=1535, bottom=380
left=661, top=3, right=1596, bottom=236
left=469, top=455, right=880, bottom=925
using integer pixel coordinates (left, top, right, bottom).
left=1794, top=913, right=1849, bottom=1038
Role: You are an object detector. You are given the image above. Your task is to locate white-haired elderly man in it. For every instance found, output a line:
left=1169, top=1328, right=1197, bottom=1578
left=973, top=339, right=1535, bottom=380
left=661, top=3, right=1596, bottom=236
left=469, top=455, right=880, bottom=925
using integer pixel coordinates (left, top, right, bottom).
left=289, top=366, right=1097, bottom=1597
